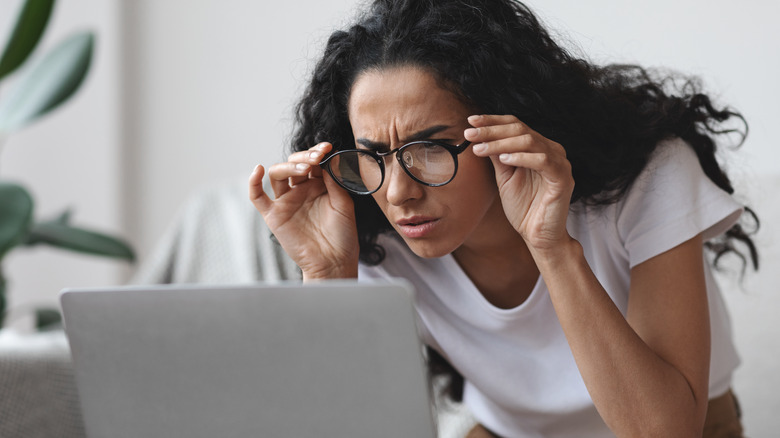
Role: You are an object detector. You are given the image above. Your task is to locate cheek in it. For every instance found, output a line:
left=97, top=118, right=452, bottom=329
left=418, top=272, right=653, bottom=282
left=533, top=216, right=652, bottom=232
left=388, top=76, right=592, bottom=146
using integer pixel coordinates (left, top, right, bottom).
left=458, top=156, right=496, bottom=194
left=445, top=156, right=498, bottom=215
left=467, top=161, right=499, bottom=209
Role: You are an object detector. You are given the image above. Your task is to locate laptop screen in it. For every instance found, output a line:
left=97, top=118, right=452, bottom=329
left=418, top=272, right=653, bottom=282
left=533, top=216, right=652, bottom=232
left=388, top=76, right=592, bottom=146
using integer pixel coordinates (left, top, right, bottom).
left=61, top=281, right=436, bottom=438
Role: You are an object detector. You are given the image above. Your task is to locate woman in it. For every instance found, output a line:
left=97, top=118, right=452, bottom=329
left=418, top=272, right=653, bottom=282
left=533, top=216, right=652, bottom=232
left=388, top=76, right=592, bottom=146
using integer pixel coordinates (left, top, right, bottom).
left=249, top=0, right=758, bottom=436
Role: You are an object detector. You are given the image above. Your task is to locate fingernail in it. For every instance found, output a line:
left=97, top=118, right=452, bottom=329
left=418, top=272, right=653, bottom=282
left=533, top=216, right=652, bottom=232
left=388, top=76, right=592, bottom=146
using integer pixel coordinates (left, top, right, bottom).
left=464, top=128, right=478, bottom=139
left=309, top=151, right=320, bottom=159
left=499, top=153, right=511, bottom=162
left=472, top=143, right=487, bottom=153
left=296, top=163, right=309, bottom=171
left=468, top=115, right=482, bottom=122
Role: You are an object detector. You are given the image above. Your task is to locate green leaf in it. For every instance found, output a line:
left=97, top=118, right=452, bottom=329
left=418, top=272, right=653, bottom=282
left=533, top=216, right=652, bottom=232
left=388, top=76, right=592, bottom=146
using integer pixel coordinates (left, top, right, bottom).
left=0, top=0, right=55, bottom=80
left=25, top=220, right=135, bottom=262
left=0, top=181, right=34, bottom=260
left=0, top=30, right=94, bottom=134
left=49, top=208, right=72, bottom=225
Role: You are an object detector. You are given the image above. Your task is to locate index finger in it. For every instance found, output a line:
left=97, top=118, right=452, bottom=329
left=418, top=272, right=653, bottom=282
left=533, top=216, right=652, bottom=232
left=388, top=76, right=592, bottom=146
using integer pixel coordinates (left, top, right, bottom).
left=465, top=115, right=533, bottom=144
left=467, top=114, right=524, bottom=128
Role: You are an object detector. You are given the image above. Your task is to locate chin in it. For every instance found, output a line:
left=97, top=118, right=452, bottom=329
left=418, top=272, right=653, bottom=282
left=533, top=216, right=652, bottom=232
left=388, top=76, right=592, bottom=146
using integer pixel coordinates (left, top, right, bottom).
left=403, top=238, right=457, bottom=259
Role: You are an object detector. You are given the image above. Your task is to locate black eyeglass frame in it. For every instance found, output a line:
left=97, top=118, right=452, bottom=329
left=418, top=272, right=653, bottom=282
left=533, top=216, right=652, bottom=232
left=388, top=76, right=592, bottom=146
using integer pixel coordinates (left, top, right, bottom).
left=319, top=139, right=472, bottom=195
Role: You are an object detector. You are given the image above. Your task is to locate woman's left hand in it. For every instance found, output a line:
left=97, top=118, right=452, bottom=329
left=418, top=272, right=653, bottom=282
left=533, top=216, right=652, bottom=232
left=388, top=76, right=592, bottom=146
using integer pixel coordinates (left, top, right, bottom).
left=465, top=114, right=575, bottom=252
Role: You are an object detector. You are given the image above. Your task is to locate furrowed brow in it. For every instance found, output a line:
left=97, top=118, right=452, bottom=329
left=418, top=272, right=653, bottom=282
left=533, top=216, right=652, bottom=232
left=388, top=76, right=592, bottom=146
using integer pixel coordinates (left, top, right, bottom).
left=355, top=138, right=387, bottom=151
left=356, top=125, right=452, bottom=150
left=405, top=125, right=450, bottom=142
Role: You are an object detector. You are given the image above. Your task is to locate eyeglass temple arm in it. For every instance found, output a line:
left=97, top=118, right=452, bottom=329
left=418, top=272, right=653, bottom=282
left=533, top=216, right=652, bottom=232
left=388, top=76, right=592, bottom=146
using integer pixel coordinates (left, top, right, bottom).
left=455, top=139, right=472, bottom=152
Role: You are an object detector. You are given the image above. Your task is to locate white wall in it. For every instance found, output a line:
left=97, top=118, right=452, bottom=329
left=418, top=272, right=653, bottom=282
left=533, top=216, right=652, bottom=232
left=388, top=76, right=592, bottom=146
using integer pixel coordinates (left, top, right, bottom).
left=1, top=0, right=777, bottom=434
left=0, top=0, right=123, bottom=328
left=120, top=0, right=361, bottom=259
left=534, top=0, right=778, bottom=178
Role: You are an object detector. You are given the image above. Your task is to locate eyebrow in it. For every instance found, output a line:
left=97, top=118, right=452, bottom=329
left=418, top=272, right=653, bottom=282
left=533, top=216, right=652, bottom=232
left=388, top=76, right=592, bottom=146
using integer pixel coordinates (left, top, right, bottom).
left=356, top=125, right=451, bottom=150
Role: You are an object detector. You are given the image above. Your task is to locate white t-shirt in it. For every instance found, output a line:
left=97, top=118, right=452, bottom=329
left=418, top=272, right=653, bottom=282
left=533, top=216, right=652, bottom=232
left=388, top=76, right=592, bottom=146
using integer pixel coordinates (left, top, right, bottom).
left=359, top=139, right=744, bottom=438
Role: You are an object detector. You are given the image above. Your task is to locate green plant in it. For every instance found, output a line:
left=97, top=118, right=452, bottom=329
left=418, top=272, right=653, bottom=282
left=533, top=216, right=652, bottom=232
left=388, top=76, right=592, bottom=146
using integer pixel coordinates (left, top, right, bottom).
left=0, top=0, right=135, bottom=328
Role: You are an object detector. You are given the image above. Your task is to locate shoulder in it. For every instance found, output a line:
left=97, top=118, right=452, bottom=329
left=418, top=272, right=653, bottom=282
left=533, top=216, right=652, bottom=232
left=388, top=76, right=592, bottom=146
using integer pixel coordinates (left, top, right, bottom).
left=615, top=138, right=743, bottom=267
left=568, top=138, right=742, bottom=269
left=631, top=137, right=702, bottom=190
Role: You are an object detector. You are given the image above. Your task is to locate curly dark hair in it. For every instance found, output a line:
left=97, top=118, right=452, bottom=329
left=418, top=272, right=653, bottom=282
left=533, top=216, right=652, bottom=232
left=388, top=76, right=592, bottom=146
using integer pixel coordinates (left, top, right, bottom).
left=290, top=0, right=759, bottom=400
left=292, top=0, right=758, bottom=269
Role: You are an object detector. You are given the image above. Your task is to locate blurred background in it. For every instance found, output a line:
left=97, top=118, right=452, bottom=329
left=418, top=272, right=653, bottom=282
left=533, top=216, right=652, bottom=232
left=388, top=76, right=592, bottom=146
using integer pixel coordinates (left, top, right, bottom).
left=1, top=0, right=777, bottom=434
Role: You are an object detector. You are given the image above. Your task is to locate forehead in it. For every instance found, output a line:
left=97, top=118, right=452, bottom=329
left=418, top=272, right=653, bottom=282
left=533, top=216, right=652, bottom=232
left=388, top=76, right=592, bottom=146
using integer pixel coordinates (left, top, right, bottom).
left=347, top=66, right=469, bottom=139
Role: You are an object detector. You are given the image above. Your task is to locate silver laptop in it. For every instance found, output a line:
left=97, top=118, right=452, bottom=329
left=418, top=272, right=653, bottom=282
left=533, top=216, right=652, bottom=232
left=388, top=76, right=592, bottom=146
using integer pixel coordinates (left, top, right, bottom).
left=60, top=281, right=437, bottom=438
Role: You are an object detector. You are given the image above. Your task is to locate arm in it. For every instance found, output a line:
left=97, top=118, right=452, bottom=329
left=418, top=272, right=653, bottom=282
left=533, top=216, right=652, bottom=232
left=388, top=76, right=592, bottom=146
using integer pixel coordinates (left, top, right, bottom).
left=536, top=235, right=709, bottom=437
left=467, top=115, right=710, bottom=436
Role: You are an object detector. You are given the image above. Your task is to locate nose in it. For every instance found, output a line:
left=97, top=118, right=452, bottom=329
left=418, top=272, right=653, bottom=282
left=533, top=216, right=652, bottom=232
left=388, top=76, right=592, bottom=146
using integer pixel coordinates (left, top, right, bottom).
left=383, top=157, right=423, bottom=205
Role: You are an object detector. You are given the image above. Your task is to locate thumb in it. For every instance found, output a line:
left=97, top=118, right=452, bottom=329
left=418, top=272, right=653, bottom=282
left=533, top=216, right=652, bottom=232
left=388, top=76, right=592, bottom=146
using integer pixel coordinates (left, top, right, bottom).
left=322, top=170, right=355, bottom=211
left=487, top=154, right=514, bottom=186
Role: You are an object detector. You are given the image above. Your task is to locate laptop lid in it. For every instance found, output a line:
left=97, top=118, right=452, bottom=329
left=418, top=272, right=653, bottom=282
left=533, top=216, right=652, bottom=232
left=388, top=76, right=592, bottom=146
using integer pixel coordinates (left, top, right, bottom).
left=60, top=281, right=436, bottom=438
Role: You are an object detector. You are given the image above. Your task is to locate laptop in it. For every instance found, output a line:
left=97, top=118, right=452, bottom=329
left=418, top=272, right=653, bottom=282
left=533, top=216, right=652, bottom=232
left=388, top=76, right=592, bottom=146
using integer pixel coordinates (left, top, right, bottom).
left=60, top=281, right=437, bottom=438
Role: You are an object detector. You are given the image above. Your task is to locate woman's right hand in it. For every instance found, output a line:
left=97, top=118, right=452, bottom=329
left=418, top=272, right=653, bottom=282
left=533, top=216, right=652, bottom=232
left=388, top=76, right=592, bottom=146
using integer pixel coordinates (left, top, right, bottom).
left=249, top=142, right=359, bottom=281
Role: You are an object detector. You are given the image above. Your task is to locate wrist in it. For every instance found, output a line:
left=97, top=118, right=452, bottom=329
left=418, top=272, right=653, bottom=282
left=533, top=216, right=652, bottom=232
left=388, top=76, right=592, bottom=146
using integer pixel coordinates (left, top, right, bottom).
left=528, top=235, right=583, bottom=271
left=302, top=264, right=358, bottom=282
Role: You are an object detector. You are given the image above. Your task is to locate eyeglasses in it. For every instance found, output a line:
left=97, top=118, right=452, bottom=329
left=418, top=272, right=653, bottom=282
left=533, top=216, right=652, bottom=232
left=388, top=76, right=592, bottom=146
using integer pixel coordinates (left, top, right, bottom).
left=319, top=139, right=472, bottom=195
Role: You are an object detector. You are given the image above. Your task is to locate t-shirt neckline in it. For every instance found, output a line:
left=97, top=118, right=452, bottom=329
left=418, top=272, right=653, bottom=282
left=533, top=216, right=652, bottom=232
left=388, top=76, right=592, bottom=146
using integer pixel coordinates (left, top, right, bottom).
left=440, top=252, right=546, bottom=319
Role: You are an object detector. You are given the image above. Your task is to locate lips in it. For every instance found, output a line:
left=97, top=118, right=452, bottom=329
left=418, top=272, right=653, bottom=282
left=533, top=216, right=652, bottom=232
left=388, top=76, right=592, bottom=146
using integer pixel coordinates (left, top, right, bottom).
left=395, top=216, right=440, bottom=238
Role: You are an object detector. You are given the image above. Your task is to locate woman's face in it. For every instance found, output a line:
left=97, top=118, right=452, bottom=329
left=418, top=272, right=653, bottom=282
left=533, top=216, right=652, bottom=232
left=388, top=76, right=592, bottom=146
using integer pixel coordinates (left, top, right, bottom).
left=347, top=65, right=502, bottom=258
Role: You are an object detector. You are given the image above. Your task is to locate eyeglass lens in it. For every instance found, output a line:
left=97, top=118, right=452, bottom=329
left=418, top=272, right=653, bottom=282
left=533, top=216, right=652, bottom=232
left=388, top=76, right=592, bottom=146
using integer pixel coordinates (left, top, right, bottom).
left=402, top=143, right=454, bottom=184
left=327, top=143, right=457, bottom=194
left=326, top=151, right=382, bottom=194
